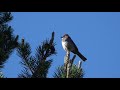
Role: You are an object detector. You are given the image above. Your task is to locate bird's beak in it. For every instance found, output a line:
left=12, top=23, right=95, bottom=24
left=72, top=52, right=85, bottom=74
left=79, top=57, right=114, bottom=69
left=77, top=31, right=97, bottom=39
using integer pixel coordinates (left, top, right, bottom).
left=61, top=36, right=63, bottom=38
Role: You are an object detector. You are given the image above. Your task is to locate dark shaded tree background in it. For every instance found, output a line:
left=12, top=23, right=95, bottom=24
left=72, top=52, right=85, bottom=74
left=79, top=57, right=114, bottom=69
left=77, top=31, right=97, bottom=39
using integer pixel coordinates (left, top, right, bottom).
left=0, top=12, right=18, bottom=69
left=17, top=32, right=57, bottom=78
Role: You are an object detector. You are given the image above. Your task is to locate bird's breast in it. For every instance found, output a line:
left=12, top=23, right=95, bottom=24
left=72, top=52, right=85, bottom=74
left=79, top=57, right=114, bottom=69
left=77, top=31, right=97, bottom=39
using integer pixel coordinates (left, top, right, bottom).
left=62, top=41, right=68, bottom=51
left=62, top=40, right=75, bottom=52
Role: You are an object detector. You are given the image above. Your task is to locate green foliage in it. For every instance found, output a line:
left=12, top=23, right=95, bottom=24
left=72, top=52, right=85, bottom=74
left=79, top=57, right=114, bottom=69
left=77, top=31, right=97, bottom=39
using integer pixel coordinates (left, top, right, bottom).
left=53, top=64, right=84, bottom=78
left=53, top=65, right=66, bottom=78
left=70, top=65, right=84, bottom=78
left=0, top=12, right=13, bottom=24
left=0, top=72, right=4, bottom=78
left=0, top=12, right=19, bottom=68
left=17, top=32, right=56, bottom=78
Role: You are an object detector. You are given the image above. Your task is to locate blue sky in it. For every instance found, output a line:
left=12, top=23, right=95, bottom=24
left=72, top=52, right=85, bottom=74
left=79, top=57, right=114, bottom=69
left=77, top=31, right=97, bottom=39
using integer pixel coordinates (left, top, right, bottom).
left=2, top=12, right=120, bottom=78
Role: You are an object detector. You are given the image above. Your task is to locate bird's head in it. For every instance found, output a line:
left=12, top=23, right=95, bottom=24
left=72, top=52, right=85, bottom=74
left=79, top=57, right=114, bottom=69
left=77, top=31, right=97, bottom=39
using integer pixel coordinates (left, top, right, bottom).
left=61, top=34, right=69, bottom=40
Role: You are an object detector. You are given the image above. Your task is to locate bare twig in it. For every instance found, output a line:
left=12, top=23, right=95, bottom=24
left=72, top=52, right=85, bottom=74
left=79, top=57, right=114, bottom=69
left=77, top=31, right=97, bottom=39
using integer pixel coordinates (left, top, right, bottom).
left=49, top=31, right=54, bottom=45
left=67, top=60, right=71, bottom=78
left=78, top=60, right=82, bottom=69
left=64, top=51, right=70, bottom=71
left=64, top=52, right=77, bottom=78
left=71, top=55, right=76, bottom=66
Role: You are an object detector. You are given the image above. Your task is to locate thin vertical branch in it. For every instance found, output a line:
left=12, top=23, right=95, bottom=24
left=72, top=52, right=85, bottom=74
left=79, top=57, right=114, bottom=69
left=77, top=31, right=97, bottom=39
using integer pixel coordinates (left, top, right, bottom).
left=78, top=60, right=82, bottom=69
left=67, top=60, right=71, bottom=78
left=64, top=52, right=76, bottom=78
left=67, top=55, right=76, bottom=78
left=71, top=55, right=76, bottom=66
left=64, top=51, right=70, bottom=72
left=49, top=32, right=54, bottom=45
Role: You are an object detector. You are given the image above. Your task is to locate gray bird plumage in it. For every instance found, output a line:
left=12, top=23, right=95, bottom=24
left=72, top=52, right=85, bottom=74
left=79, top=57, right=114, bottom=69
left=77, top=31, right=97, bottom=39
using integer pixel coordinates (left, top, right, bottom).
left=61, top=34, right=87, bottom=61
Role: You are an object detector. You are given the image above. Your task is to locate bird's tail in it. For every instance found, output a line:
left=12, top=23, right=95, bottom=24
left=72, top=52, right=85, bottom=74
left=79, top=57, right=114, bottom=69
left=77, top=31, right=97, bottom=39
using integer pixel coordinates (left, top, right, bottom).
left=77, top=51, right=87, bottom=61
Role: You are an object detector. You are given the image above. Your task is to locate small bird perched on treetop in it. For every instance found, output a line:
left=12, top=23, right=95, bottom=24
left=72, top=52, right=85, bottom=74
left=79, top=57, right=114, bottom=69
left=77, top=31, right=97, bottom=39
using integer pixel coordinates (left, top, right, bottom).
left=61, top=34, right=87, bottom=61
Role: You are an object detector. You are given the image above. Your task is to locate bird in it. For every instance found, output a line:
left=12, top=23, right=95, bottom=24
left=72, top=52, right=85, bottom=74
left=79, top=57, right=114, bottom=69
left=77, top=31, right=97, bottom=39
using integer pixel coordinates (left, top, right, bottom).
left=61, top=34, right=87, bottom=61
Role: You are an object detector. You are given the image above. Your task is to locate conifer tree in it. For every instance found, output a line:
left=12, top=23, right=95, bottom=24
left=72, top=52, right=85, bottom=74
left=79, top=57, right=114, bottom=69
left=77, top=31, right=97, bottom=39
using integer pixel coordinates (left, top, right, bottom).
left=0, top=12, right=85, bottom=78
left=17, top=32, right=56, bottom=78
left=53, top=54, right=84, bottom=78
left=0, top=12, right=19, bottom=69
left=0, top=71, right=4, bottom=78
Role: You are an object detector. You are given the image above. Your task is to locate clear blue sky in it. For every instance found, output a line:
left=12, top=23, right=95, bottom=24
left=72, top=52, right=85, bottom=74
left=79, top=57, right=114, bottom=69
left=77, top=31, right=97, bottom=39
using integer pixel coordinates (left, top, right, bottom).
left=2, top=12, right=120, bottom=78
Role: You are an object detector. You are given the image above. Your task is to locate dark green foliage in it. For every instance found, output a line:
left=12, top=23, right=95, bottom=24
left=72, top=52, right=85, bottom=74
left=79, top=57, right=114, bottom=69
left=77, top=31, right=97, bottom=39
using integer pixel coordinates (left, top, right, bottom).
left=70, top=65, right=84, bottom=78
left=53, top=64, right=84, bottom=78
left=0, top=12, right=13, bottom=24
left=53, top=65, right=66, bottom=78
left=0, top=72, right=4, bottom=78
left=0, top=12, right=19, bottom=68
left=17, top=32, right=56, bottom=78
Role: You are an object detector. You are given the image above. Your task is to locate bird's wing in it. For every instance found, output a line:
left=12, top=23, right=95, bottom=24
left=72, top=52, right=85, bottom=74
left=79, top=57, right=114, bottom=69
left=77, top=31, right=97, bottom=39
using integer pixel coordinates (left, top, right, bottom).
left=67, top=37, right=79, bottom=53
